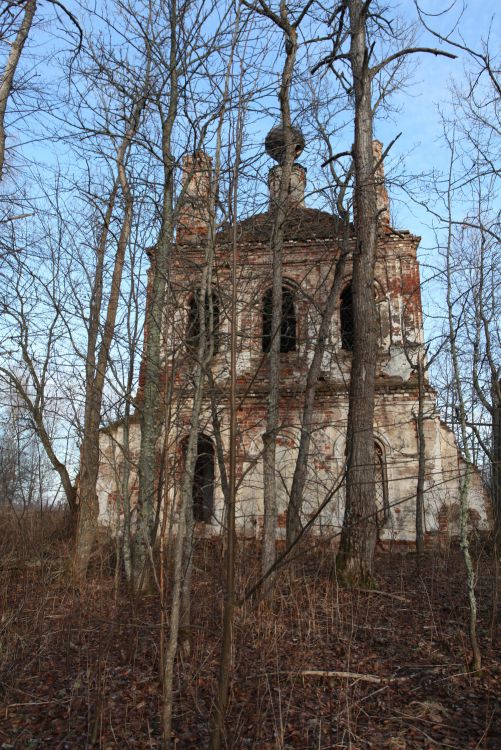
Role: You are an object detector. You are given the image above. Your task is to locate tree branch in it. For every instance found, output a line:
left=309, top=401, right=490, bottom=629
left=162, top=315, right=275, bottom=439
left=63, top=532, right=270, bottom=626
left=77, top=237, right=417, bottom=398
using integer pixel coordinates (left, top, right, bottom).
left=321, top=149, right=352, bottom=168
left=370, top=46, right=456, bottom=78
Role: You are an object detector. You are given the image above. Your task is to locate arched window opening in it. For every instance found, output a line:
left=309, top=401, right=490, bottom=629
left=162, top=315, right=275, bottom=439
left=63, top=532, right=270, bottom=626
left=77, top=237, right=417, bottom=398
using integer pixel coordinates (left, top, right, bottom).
left=262, top=286, right=297, bottom=353
left=374, top=442, right=389, bottom=527
left=374, top=280, right=391, bottom=350
left=187, top=434, right=215, bottom=523
left=340, top=283, right=354, bottom=351
left=187, top=289, right=220, bottom=354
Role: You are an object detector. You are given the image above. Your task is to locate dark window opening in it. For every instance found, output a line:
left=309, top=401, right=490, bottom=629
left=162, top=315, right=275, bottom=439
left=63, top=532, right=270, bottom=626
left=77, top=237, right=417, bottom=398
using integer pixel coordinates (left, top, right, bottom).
left=187, top=290, right=219, bottom=354
left=374, top=442, right=389, bottom=527
left=340, top=283, right=354, bottom=351
left=189, top=434, right=215, bottom=523
left=262, top=286, right=297, bottom=353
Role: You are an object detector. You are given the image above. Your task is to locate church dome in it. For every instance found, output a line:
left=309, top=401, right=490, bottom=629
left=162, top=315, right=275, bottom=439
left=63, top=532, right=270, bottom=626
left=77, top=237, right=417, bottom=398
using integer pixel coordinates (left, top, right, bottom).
left=265, top=124, right=305, bottom=164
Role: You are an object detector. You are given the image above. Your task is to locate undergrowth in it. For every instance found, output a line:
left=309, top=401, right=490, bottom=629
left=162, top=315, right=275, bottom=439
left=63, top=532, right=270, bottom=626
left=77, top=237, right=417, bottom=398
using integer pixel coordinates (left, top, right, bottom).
left=0, top=508, right=499, bottom=749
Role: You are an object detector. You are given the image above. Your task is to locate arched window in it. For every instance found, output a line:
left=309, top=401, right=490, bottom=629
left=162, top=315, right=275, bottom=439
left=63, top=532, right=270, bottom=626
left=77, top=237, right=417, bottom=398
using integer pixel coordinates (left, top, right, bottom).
left=187, top=289, right=219, bottom=354
left=340, top=282, right=390, bottom=351
left=262, top=285, right=297, bottom=353
left=185, top=434, right=215, bottom=523
left=374, top=442, right=389, bottom=527
left=340, top=283, right=354, bottom=351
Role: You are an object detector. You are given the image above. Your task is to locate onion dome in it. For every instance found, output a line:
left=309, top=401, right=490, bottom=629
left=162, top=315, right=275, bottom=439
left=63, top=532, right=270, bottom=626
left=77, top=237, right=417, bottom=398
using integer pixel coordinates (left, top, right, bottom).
left=265, top=124, right=305, bottom=164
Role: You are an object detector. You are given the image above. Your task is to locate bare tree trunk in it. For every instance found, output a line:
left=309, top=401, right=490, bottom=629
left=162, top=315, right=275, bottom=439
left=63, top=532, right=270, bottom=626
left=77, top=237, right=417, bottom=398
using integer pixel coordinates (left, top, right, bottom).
left=74, top=177, right=119, bottom=573
left=415, top=351, right=426, bottom=562
left=207, top=371, right=229, bottom=504
left=337, top=0, right=378, bottom=586
left=458, top=462, right=482, bottom=670
left=161, top=476, right=186, bottom=750
left=490, top=375, right=500, bottom=638
left=162, top=156, right=215, bottom=750
left=162, top=342, right=207, bottom=746
left=162, top=11, right=237, bottom=739
left=209, top=27, right=243, bottom=742
left=286, top=215, right=350, bottom=546
left=261, top=20, right=298, bottom=583
left=208, top=226, right=237, bottom=750
left=133, top=8, right=178, bottom=592
left=178, top=363, right=205, bottom=655
left=121, top=413, right=133, bottom=583
left=0, top=0, right=36, bottom=180
left=160, top=3, right=247, bottom=741
left=74, top=87, right=147, bottom=580
left=179, top=149, right=225, bottom=658
left=491, top=375, right=501, bottom=554
left=445, top=137, right=481, bottom=671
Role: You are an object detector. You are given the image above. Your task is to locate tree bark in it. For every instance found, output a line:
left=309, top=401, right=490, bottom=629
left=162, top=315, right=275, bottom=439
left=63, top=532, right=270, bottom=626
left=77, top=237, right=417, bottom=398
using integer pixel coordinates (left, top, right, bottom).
left=337, top=0, right=378, bottom=586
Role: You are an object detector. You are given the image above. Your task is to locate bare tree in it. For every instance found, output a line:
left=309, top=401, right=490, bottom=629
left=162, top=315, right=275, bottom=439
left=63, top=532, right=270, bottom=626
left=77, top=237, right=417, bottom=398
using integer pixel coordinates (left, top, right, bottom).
left=72, top=10, right=153, bottom=580
left=444, top=154, right=482, bottom=671
left=0, top=234, right=78, bottom=517
left=0, top=0, right=82, bottom=184
left=415, top=3, right=500, bottom=552
left=285, top=89, right=353, bottom=546
left=418, top=44, right=500, bottom=654
left=314, top=0, right=455, bottom=584
left=130, top=0, right=182, bottom=593
left=241, top=0, right=310, bottom=584
left=0, top=396, right=51, bottom=511
left=207, top=14, right=246, bottom=746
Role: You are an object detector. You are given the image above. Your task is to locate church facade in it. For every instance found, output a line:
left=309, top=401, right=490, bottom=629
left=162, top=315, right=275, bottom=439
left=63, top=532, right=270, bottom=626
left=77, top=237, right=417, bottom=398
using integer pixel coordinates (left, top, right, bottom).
left=96, top=134, right=489, bottom=545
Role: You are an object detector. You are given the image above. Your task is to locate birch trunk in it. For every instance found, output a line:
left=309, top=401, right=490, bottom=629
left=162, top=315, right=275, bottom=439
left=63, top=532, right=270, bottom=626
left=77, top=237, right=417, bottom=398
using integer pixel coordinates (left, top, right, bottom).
left=445, top=134, right=481, bottom=670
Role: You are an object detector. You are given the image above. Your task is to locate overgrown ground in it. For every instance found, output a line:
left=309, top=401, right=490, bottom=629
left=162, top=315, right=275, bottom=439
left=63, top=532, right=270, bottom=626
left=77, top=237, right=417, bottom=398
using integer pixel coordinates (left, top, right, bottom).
left=0, top=510, right=499, bottom=749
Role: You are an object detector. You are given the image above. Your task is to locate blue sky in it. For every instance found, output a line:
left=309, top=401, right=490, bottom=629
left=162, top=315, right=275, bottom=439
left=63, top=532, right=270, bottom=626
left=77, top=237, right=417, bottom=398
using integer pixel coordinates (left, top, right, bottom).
left=2, top=0, right=498, bottom=337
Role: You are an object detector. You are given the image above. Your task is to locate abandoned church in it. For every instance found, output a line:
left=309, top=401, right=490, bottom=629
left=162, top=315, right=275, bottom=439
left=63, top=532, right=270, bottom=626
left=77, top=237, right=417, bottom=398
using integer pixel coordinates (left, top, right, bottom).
left=96, top=128, right=490, bottom=545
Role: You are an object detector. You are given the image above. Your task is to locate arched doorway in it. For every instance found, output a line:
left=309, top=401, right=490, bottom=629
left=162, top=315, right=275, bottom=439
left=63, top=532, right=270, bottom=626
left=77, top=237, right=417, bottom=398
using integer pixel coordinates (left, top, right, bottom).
left=374, top=442, right=389, bottom=527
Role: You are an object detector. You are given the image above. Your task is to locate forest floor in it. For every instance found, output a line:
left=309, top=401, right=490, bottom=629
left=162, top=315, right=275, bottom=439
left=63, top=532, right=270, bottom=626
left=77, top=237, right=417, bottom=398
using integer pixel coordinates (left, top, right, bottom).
left=0, top=510, right=500, bottom=749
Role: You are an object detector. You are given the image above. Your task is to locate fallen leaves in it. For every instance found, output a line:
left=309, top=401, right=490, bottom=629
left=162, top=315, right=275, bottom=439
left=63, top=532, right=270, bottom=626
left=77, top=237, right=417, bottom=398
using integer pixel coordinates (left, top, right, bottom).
left=0, top=544, right=499, bottom=748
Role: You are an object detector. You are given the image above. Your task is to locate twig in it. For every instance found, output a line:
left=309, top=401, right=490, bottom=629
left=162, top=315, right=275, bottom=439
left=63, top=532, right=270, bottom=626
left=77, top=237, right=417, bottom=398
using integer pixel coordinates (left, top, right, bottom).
left=6, top=699, right=70, bottom=709
left=299, top=669, right=383, bottom=683
left=353, top=587, right=409, bottom=602
left=299, top=670, right=416, bottom=684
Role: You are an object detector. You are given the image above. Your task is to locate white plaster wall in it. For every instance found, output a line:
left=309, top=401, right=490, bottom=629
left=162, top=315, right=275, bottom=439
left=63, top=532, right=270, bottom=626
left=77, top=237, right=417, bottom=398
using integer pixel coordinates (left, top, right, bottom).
left=97, top=396, right=490, bottom=546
